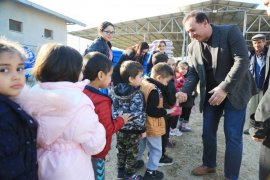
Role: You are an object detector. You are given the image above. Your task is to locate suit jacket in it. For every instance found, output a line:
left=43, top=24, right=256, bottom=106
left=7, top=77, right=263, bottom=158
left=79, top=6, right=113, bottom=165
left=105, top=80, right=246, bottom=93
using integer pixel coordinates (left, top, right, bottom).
left=181, top=24, right=257, bottom=112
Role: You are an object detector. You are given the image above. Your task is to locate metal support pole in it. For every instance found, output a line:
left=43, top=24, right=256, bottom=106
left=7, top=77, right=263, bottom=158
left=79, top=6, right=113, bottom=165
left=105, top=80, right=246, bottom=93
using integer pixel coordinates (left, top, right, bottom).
left=182, top=29, right=186, bottom=60
left=243, top=10, right=247, bottom=36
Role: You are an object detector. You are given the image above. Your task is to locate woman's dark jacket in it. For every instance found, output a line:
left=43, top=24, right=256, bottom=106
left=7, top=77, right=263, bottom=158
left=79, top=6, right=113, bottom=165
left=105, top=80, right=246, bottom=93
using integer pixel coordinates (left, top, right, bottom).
left=84, top=36, right=112, bottom=58
left=112, top=49, right=146, bottom=86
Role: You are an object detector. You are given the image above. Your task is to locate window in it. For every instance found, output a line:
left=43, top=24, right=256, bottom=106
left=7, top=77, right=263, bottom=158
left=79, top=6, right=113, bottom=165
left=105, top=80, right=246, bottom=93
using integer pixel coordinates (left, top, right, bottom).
left=44, top=29, right=53, bottom=39
left=9, top=19, right=22, bottom=32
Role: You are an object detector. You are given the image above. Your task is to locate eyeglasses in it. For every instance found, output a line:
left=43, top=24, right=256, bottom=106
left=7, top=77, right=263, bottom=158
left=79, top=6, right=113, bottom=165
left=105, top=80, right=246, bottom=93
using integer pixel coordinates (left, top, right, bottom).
left=103, top=30, right=115, bottom=35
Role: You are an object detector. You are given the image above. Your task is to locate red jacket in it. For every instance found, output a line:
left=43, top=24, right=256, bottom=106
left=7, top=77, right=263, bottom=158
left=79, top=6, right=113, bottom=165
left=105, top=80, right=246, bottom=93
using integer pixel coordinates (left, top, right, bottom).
left=175, top=72, right=186, bottom=91
left=83, top=86, right=124, bottom=159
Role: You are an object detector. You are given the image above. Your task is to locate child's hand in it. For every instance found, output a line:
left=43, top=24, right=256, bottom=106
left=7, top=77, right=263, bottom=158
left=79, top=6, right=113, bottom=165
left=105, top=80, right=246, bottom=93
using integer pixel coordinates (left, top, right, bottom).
left=140, top=132, right=147, bottom=139
left=119, top=113, right=132, bottom=124
left=176, top=92, right=187, bottom=103
left=252, top=136, right=264, bottom=142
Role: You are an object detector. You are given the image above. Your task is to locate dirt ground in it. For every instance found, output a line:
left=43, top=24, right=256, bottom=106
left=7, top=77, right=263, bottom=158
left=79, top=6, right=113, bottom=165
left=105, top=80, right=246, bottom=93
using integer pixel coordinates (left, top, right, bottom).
left=105, top=99, right=260, bottom=180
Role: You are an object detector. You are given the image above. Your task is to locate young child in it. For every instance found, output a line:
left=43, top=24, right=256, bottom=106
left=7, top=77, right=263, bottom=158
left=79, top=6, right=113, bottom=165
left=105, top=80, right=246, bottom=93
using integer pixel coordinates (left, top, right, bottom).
left=150, top=54, right=177, bottom=164
left=175, top=61, right=197, bottom=132
left=138, top=63, right=175, bottom=180
left=111, top=60, right=146, bottom=180
left=0, top=38, right=38, bottom=179
left=15, top=43, right=106, bottom=180
left=82, top=52, right=131, bottom=180
left=175, top=61, right=188, bottom=91
left=167, top=58, right=182, bottom=138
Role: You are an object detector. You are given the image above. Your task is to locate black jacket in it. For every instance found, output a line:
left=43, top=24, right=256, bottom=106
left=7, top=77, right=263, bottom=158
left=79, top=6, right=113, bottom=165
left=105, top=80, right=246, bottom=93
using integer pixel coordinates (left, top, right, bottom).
left=112, top=49, right=147, bottom=86
left=0, top=95, right=38, bottom=180
left=84, top=36, right=112, bottom=58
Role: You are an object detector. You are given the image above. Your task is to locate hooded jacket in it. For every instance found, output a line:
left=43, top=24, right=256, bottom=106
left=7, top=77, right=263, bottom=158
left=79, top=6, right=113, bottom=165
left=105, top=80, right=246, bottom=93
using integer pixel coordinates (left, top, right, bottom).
left=15, top=80, right=106, bottom=180
left=83, top=85, right=124, bottom=159
left=111, top=83, right=146, bottom=134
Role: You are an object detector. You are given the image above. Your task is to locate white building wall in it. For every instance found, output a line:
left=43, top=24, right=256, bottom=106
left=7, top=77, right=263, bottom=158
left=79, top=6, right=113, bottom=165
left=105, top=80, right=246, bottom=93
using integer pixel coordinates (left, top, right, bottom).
left=0, top=1, right=67, bottom=51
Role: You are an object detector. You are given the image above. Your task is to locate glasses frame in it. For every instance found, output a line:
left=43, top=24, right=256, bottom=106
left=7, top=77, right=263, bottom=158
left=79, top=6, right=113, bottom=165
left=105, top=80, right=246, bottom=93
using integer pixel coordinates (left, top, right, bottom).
left=103, top=30, right=115, bottom=35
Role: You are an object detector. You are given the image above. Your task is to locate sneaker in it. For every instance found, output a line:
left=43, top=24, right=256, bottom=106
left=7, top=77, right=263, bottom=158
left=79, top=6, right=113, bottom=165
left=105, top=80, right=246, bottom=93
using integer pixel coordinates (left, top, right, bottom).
left=180, top=122, right=192, bottom=132
left=143, top=169, right=164, bottom=180
left=135, top=160, right=145, bottom=169
left=159, top=154, right=173, bottom=166
left=166, top=139, right=176, bottom=148
left=125, top=174, right=143, bottom=180
left=117, top=168, right=125, bottom=180
left=169, top=128, right=183, bottom=136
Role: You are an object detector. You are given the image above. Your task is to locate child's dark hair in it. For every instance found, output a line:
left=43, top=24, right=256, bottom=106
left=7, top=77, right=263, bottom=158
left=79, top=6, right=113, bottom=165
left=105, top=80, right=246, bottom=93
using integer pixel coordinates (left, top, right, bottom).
left=82, top=52, right=112, bottom=81
left=120, top=60, right=143, bottom=83
left=0, top=37, right=25, bottom=60
left=33, top=43, right=83, bottom=83
left=152, top=52, right=169, bottom=65
left=151, top=62, right=174, bottom=78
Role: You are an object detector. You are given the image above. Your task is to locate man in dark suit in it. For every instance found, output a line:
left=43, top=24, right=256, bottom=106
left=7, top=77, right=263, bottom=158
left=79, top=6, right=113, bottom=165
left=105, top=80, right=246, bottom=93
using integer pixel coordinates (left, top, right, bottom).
left=250, top=1, right=270, bottom=179
left=181, top=11, right=257, bottom=180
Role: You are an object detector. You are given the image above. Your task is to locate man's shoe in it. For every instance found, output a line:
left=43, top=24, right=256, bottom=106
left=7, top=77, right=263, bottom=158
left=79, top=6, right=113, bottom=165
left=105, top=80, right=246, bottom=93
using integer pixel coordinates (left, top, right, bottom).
left=191, top=165, right=216, bottom=176
left=143, top=169, right=164, bottom=180
left=135, top=160, right=145, bottom=169
left=159, top=154, right=173, bottom=166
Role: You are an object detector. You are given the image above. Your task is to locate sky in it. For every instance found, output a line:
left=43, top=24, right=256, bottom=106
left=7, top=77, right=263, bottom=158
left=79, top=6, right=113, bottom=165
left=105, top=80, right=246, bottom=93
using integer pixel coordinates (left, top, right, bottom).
left=28, top=0, right=266, bottom=53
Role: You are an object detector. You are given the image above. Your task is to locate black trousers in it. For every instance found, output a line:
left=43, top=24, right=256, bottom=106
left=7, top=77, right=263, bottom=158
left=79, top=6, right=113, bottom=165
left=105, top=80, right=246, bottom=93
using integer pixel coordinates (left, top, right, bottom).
left=169, top=116, right=179, bottom=129
left=180, top=106, right=192, bottom=122
left=161, top=116, right=178, bottom=155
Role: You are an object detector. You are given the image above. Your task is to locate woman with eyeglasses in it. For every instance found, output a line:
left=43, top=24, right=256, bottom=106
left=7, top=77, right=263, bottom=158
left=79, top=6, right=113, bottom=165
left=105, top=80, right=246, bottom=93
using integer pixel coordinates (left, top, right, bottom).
left=112, top=42, right=149, bottom=86
left=147, top=40, right=168, bottom=74
left=84, top=21, right=115, bottom=61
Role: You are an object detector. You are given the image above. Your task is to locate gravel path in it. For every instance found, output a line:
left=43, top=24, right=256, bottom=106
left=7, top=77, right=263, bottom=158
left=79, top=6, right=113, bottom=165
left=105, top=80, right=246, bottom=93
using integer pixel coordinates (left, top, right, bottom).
left=105, top=99, right=260, bottom=180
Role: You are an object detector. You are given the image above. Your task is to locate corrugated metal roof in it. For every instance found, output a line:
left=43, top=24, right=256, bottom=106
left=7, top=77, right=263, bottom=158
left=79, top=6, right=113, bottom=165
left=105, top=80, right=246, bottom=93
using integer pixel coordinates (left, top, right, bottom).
left=69, top=0, right=270, bottom=56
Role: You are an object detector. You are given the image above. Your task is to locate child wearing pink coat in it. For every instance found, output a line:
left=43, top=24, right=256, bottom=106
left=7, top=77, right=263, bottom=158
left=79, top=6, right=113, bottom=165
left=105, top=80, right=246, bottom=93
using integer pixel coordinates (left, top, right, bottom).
left=15, top=43, right=106, bottom=180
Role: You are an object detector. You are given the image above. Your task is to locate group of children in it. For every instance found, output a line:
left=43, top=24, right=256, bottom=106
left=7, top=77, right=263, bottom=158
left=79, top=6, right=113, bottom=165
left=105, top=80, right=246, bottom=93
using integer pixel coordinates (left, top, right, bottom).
left=0, top=37, right=196, bottom=180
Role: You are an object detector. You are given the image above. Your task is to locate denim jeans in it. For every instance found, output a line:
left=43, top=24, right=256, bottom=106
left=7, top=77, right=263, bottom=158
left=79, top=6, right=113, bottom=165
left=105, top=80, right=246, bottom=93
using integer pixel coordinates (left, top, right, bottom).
left=202, top=99, right=246, bottom=180
left=137, top=136, right=162, bottom=171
